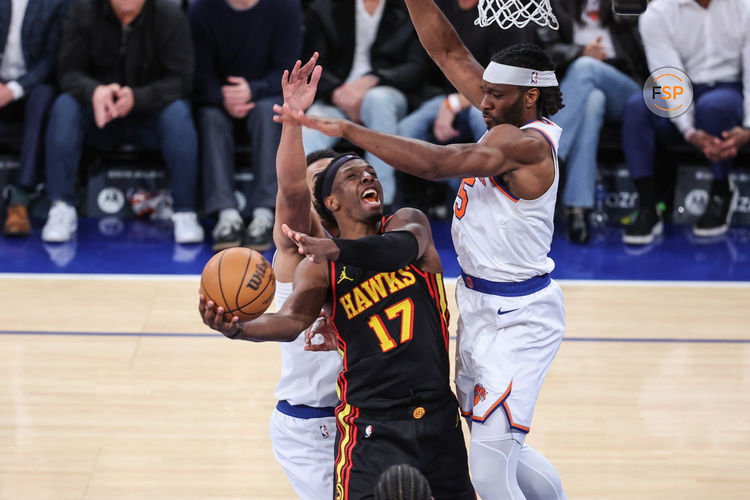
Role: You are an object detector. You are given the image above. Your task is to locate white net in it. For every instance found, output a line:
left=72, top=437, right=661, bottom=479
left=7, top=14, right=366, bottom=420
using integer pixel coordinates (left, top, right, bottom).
left=475, top=0, right=559, bottom=30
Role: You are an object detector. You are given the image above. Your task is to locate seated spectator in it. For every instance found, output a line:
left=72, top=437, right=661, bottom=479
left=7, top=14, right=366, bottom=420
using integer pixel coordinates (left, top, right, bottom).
left=302, top=0, right=426, bottom=208
left=396, top=0, right=532, bottom=212
left=190, top=0, right=301, bottom=252
left=541, top=0, right=647, bottom=244
left=0, top=0, right=67, bottom=237
left=42, top=0, right=203, bottom=244
left=622, top=0, right=750, bottom=244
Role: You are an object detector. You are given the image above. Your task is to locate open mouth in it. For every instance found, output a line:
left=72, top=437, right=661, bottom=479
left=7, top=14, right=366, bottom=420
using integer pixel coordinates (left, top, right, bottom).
left=361, top=188, right=381, bottom=207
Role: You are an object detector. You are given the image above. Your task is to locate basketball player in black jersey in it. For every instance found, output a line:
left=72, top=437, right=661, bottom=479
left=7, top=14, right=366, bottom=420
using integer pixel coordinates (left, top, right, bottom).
left=199, top=153, right=474, bottom=500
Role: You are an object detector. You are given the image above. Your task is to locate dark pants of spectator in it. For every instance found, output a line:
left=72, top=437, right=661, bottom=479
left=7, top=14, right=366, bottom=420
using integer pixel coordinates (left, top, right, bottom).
left=197, top=96, right=281, bottom=215
left=44, top=93, right=199, bottom=212
left=0, top=84, right=56, bottom=189
left=622, top=82, right=743, bottom=181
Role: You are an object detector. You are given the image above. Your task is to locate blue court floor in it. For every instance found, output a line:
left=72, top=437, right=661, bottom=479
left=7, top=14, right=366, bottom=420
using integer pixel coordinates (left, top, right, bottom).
left=0, top=216, right=749, bottom=281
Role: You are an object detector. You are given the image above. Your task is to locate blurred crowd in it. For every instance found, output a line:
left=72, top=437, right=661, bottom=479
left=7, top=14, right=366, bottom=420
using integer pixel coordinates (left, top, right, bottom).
left=0, top=0, right=747, bottom=250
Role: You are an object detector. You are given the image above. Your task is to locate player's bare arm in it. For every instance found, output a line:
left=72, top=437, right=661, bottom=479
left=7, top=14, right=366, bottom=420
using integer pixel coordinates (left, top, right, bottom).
left=199, top=259, right=329, bottom=342
left=272, top=55, right=322, bottom=243
left=281, top=207, right=441, bottom=274
left=401, top=0, right=485, bottom=107
left=279, top=108, right=552, bottom=199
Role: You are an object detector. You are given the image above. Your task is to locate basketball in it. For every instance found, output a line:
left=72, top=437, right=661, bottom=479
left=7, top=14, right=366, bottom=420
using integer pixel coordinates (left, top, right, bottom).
left=200, top=247, right=276, bottom=322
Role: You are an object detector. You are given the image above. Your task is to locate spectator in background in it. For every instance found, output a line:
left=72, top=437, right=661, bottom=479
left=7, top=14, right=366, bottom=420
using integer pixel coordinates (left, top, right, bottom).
left=396, top=0, right=533, bottom=213
left=190, top=0, right=301, bottom=252
left=41, top=0, right=203, bottom=244
left=622, top=0, right=750, bottom=244
left=540, top=0, right=647, bottom=244
left=0, top=0, right=68, bottom=237
left=302, top=0, right=426, bottom=208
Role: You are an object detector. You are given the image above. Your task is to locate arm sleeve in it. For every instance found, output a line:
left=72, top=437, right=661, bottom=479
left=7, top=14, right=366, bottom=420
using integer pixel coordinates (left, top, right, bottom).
left=638, top=6, right=694, bottom=136
left=334, top=231, right=419, bottom=272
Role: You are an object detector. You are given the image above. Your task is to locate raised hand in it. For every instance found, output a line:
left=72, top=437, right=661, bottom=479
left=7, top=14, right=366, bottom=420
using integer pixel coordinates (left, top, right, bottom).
left=281, top=223, right=341, bottom=263
left=273, top=104, right=348, bottom=138
left=282, top=52, right=323, bottom=113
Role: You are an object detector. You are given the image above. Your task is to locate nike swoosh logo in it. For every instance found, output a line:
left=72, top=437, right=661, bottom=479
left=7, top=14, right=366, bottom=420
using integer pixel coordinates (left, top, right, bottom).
left=497, top=308, right=519, bottom=316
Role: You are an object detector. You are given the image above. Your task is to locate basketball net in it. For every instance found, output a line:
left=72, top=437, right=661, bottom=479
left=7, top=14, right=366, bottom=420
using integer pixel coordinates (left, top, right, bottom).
left=475, top=0, right=559, bottom=30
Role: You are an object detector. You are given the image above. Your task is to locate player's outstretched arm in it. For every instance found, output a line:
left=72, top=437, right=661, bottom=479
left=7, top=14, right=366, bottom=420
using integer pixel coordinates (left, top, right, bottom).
left=273, top=54, right=323, bottom=261
left=401, top=0, right=485, bottom=108
left=199, top=259, right=329, bottom=342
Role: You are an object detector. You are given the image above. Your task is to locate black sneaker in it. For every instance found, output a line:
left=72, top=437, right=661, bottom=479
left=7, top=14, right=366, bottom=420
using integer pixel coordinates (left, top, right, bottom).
left=567, top=208, right=590, bottom=244
left=243, top=214, right=274, bottom=251
left=211, top=218, right=244, bottom=252
left=623, top=206, right=663, bottom=245
left=693, top=180, right=738, bottom=237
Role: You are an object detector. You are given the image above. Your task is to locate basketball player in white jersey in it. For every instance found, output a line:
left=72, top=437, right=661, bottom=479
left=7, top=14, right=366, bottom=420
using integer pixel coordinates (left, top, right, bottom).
left=267, top=54, right=342, bottom=500
left=275, top=3, right=568, bottom=497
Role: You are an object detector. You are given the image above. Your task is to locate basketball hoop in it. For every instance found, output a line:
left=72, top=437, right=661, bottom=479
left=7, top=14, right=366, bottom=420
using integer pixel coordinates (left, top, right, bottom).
left=476, top=0, right=559, bottom=30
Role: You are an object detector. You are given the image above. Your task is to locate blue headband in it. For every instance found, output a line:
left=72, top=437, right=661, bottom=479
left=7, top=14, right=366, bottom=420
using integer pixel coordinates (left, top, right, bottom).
left=320, top=154, right=361, bottom=211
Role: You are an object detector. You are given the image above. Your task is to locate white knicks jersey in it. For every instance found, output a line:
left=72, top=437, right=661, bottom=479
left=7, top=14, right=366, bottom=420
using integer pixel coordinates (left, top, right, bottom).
left=451, top=118, right=561, bottom=282
left=273, top=280, right=342, bottom=408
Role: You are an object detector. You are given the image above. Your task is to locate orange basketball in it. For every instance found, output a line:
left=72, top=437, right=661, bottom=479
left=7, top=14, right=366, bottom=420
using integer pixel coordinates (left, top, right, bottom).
left=200, top=248, right=275, bottom=322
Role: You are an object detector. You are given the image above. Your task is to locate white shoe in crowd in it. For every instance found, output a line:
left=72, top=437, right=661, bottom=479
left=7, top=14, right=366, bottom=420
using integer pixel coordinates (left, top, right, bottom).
left=42, top=201, right=78, bottom=243
left=172, top=211, right=205, bottom=244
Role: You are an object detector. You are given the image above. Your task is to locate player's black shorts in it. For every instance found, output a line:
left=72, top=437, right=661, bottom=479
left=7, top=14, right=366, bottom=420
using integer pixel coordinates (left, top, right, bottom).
left=333, top=395, right=474, bottom=500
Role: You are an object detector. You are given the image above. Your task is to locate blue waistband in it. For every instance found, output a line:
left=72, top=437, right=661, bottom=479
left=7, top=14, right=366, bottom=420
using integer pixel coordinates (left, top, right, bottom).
left=276, top=400, right=336, bottom=419
left=461, top=272, right=551, bottom=297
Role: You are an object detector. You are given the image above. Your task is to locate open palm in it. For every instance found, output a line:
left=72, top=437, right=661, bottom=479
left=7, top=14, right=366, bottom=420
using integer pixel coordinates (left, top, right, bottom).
left=282, top=53, right=322, bottom=113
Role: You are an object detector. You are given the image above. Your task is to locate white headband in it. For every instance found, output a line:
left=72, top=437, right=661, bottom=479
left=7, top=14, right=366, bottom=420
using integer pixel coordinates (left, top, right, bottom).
left=482, top=62, right=558, bottom=87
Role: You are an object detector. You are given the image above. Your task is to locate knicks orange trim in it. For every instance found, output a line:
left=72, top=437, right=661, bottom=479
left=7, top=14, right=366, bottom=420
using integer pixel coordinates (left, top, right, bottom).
left=471, top=382, right=530, bottom=433
left=461, top=409, right=473, bottom=417
left=489, top=176, right=519, bottom=203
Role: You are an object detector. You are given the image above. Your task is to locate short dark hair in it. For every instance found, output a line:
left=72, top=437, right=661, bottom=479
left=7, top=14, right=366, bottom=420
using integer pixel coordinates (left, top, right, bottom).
left=373, top=464, right=432, bottom=500
left=490, top=44, right=564, bottom=117
left=312, top=151, right=360, bottom=225
left=306, top=148, right=337, bottom=166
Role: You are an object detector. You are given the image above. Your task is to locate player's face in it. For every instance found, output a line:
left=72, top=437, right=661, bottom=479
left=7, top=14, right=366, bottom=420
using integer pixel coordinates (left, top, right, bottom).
left=329, top=160, right=383, bottom=223
left=479, top=82, right=527, bottom=128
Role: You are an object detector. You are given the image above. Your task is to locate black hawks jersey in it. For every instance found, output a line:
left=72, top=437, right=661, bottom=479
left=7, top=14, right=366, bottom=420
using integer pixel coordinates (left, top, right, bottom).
left=329, top=259, right=452, bottom=410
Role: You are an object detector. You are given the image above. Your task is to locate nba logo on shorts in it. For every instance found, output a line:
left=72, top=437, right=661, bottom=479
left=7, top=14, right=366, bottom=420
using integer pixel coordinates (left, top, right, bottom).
left=530, top=71, right=539, bottom=84
left=364, top=425, right=373, bottom=438
left=320, top=424, right=330, bottom=439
